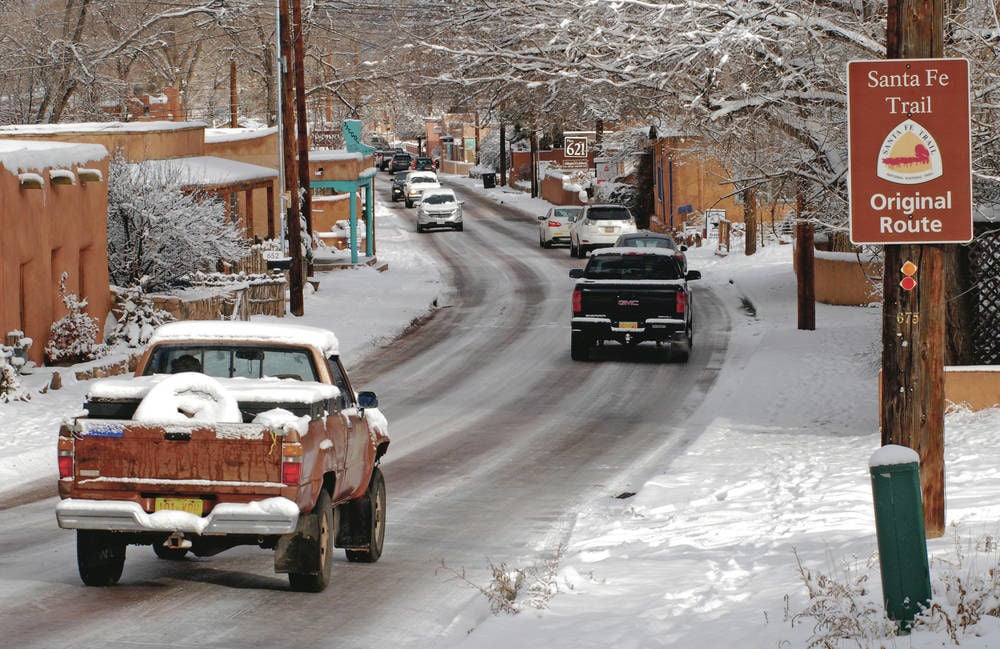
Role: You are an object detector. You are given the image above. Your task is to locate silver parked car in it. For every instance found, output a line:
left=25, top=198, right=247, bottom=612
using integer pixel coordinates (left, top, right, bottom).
left=537, top=206, right=582, bottom=248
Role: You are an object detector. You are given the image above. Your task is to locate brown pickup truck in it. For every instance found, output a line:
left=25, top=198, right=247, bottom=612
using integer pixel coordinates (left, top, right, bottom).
left=56, top=321, right=389, bottom=592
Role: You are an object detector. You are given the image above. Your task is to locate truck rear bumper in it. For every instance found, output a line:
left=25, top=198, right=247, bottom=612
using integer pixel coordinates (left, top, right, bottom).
left=56, top=497, right=300, bottom=536
left=572, top=317, right=687, bottom=343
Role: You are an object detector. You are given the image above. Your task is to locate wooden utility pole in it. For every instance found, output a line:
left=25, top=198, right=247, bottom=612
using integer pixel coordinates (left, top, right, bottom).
left=795, top=185, right=815, bottom=331
left=279, top=0, right=304, bottom=316
left=743, top=188, right=758, bottom=256
left=291, top=0, right=312, bottom=237
left=229, top=60, right=238, bottom=128
left=499, top=123, right=507, bottom=187
left=530, top=130, right=539, bottom=198
left=881, top=0, right=945, bottom=537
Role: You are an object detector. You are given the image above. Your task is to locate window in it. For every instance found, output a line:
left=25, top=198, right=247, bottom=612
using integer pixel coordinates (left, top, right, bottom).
left=326, top=357, right=354, bottom=410
left=145, top=345, right=320, bottom=381
left=584, top=254, right=682, bottom=281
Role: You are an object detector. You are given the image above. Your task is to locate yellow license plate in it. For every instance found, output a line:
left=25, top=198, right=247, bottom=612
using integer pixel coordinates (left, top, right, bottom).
left=619, top=322, right=638, bottom=329
left=154, top=497, right=203, bottom=516
left=603, top=227, right=616, bottom=233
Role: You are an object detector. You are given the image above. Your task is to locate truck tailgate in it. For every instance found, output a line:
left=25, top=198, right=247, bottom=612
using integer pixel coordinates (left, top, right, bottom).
left=579, top=282, right=682, bottom=321
left=72, top=420, right=282, bottom=492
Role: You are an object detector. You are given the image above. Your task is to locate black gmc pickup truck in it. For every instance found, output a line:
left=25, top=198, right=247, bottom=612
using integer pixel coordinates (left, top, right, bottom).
left=569, top=247, right=701, bottom=362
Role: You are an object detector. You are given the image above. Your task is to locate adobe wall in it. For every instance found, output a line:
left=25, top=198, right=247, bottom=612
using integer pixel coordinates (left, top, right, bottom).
left=205, top=129, right=281, bottom=239
left=944, top=368, right=1000, bottom=411
left=0, top=148, right=111, bottom=364
left=541, top=173, right=587, bottom=206
left=793, top=246, right=881, bottom=306
left=0, top=122, right=206, bottom=161
left=650, top=137, right=742, bottom=231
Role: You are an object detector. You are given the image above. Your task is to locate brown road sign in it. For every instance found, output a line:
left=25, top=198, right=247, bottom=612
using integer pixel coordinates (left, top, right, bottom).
left=847, top=59, right=972, bottom=244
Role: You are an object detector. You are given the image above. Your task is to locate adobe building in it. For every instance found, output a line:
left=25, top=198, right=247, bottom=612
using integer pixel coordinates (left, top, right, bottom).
left=0, top=141, right=111, bottom=365
left=204, top=127, right=281, bottom=238
left=650, top=135, right=742, bottom=234
left=0, top=122, right=280, bottom=242
left=309, top=150, right=377, bottom=263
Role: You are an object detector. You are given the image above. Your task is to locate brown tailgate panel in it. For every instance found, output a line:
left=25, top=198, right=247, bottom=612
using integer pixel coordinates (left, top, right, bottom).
left=73, top=426, right=282, bottom=487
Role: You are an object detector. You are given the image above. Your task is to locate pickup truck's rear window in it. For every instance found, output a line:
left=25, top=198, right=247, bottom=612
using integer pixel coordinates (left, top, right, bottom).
left=584, top=254, right=684, bottom=280
left=144, top=345, right=320, bottom=381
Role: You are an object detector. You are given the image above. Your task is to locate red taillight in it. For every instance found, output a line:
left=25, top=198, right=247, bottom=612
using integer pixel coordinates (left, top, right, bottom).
left=281, top=441, right=303, bottom=485
left=676, top=291, right=687, bottom=314
left=58, top=455, right=74, bottom=479
left=281, top=461, right=302, bottom=485
left=58, top=434, right=74, bottom=478
left=548, top=220, right=561, bottom=227
left=572, top=289, right=582, bottom=314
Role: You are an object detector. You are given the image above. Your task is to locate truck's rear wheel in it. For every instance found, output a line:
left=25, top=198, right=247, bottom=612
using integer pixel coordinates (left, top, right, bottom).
left=571, top=333, right=591, bottom=361
left=288, top=489, right=334, bottom=592
left=344, top=467, right=386, bottom=563
left=77, top=530, right=125, bottom=586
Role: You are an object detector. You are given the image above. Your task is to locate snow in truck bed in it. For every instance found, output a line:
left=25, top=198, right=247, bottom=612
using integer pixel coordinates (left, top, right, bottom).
left=86, top=374, right=341, bottom=404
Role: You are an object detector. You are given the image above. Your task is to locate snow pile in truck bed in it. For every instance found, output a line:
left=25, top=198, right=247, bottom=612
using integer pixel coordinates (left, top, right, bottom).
left=133, top=373, right=242, bottom=423
left=88, top=375, right=340, bottom=405
left=251, top=408, right=310, bottom=436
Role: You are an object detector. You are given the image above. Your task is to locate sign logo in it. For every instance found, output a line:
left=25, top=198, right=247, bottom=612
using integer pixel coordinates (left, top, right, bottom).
left=876, top=119, right=942, bottom=184
left=847, top=58, right=972, bottom=244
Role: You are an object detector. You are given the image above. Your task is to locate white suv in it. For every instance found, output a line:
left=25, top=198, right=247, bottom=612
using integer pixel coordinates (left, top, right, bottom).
left=570, top=204, right=638, bottom=257
left=416, top=188, right=464, bottom=232
left=403, top=171, right=441, bottom=207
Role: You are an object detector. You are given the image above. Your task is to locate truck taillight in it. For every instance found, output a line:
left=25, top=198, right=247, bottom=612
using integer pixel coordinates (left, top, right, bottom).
left=676, top=291, right=687, bottom=314
left=58, top=433, right=74, bottom=479
left=281, top=442, right=303, bottom=485
left=572, top=289, right=582, bottom=314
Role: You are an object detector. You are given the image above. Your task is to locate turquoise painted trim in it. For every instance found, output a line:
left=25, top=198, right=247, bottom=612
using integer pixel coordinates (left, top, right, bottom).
left=310, top=177, right=374, bottom=263
left=365, top=177, right=374, bottom=256
left=349, top=191, right=359, bottom=264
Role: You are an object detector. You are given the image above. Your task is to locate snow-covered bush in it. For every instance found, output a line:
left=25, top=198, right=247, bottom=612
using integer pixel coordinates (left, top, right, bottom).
left=106, top=154, right=249, bottom=291
left=107, top=283, right=174, bottom=348
left=0, top=332, right=31, bottom=402
left=44, top=273, right=107, bottom=365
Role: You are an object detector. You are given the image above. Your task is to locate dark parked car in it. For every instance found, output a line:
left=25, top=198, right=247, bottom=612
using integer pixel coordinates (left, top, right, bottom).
left=389, top=153, right=413, bottom=173
left=391, top=171, right=413, bottom=202
left=614, top=231, right=689, bottom=273
left=414, top=156, right=435, bottom=171
left=378, top=149, right=400, bottom=171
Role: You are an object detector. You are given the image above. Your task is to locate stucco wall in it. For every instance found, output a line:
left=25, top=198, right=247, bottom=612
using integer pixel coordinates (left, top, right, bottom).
left=0, top=122, right=205, bottom=161
left=205, top=129, right=280, bottom=238
left=793, top=246, right=881, bottom=306
left=945, top=368, right=1000, bottom=411
left=650, top=137, right=742, bottom=231
left=0, top=155, right=111, bottom=364
left=541, top=173, right=587, bottom=206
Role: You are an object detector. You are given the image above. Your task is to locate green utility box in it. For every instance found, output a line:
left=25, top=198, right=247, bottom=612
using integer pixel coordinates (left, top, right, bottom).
left=869, top=444, right=932, bottom=632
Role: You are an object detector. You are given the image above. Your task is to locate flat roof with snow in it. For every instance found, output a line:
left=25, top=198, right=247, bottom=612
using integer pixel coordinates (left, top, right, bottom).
left=0, top=139, right=108, bottom=175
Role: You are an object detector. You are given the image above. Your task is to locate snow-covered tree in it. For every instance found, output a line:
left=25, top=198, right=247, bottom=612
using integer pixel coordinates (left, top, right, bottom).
left=106, top=155, right=249, bottom=292
left=107, top=283, right=175, bottom=348
left=45, top=273, right=106, bottom=365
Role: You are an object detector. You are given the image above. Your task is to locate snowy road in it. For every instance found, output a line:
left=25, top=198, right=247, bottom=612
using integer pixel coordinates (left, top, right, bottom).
left=0, top=178, right=730, bottom=648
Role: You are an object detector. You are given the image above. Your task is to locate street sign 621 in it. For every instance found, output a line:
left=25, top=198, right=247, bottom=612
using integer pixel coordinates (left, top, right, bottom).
left=847, top=58, right=972, bottom=245
left=564, top=136, right=588, bottom=158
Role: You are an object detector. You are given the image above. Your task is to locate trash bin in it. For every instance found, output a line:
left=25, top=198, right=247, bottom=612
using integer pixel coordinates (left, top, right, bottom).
left=869, top=445, right=932, bottom=633
left=482, top=172, right=496, bottom=189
